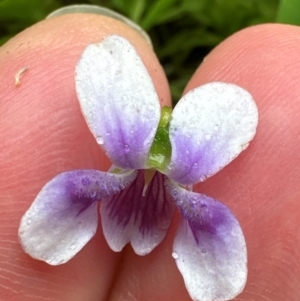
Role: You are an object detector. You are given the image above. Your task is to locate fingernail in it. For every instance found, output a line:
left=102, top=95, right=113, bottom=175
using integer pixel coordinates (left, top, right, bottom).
left=46, top=5, right=152, bottom=47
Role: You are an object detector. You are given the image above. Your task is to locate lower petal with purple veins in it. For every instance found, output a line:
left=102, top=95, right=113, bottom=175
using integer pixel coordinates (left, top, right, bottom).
left=100, top=170, right=175, bottom=255
left=166, top=180, right=247, bottom=301
left=18, top=169, right=137, bottom=265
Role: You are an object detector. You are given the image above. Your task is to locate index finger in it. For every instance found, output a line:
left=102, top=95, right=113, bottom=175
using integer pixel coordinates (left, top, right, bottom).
left=0, top=12, right=170, bottom=301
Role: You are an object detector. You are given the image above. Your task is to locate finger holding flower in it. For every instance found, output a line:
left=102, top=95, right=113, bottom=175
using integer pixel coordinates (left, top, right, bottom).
left=19, top=35, right=258, bottom=301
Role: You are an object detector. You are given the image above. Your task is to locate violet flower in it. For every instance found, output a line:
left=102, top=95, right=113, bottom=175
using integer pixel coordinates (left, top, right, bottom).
left=18, top=35, right=258, bottom=301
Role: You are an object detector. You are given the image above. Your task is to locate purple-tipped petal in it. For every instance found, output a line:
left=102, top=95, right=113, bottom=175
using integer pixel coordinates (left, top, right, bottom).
left=75, top=35, right=161, bottom=169
left=19, top=169, right=137, bottom=265
left=100, top=170, right=175, bottom=255
left=166, top=180, right=247, bottom=301
left=165, top=82, right=258, bottom=185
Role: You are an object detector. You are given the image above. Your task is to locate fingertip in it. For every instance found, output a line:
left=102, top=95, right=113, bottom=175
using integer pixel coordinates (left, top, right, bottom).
left=1, top=13, right=170, bottom=107
left=0, top=13, right=170, bottom=301
left=0, top=13, right=170, bottom=189
left=186, top=23, right=300, bottom=203
left=185, top=23, right=300, bottom=300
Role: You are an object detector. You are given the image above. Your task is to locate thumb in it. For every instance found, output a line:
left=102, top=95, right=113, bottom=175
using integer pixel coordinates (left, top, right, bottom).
left=0, top=11, right=170, bottom=301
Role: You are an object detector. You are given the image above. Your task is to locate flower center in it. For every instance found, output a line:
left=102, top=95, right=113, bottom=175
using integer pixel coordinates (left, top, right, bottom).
left=148, top=106, right=172, bottom=170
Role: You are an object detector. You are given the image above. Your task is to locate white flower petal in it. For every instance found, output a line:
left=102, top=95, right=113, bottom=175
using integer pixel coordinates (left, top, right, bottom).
left=19, top=169, right=136, bottom=265
left=165, top=82, right=258, bottom=185
left=75, top=35, right=161, bottom=169
left=167, top=181, right=247, bottom=301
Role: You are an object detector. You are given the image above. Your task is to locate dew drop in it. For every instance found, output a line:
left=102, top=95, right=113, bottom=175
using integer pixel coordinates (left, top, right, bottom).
left=26, top=219, right=32, bottom=226
left=172, top=252, right=179, bottom=259
left=201, top=248, right=207, bottom=254
left=70, top=243, right=77, bottom=250
left=199, top=175, right=206, bottom=182
left=96, top=136, right=104, bottom=145
left=191, top=196, right=198, bottom=204
left=193, top=163, right=198, bottom=169
left=124, top=144, right=130, bottom=152
left=241, top=143, right=249, bottom=150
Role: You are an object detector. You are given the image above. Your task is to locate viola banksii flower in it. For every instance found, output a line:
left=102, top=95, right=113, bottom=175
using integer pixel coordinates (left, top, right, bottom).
left=18, top=35, right=258, bottom=301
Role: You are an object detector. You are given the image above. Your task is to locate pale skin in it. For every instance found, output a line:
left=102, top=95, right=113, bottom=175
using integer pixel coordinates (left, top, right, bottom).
left=0, top=14, right=299, bottom=301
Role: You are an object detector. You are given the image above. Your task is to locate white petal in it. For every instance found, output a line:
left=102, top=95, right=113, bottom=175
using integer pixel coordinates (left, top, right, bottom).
left=167, top=181, right=247, bottom=301
left=165, top=82, right=258, bottom=185
left=18, top=169, right=137, bottom=265
left=75, top=35, right=161, bottom=169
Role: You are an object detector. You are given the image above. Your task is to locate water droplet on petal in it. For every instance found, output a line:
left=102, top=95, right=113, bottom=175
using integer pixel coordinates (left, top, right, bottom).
left=96, top=136, right=104, bottom=145
left=193, top=163, right=198, bottom=169
left=201, top=248, right=207, bottom=254
left=199, top=175, right=206, bottom=182
left=26, top=219, right=32, bottom=226
left=70, top=243, right=77, bottom=250
left=241, top=143, right=249, bottom=150
left=172, top=252, right=179, bottom=259
left=191, top=196, right=198, bottom=204
left=124, top=144, right=130, bottom=152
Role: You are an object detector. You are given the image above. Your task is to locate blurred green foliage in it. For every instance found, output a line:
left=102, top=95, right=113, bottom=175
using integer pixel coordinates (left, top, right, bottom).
left=276, top=0, right=300, bottom=26
left=0, top=0, right=279, bottom=102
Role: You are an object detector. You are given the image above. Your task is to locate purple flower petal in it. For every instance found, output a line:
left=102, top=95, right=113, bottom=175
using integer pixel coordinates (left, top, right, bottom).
left=18, top=169, right=137, bottom=265
left=166, top=180, right=247, bottom=301
left=100, top=170, right=175, bottom=255
left=165, top=82, right=258, bottom=185
left=75, top=35, right=161, bottom=169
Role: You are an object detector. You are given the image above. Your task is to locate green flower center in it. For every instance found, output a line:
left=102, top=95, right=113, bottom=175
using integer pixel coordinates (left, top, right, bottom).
left=148, top=106, right=172, bottom=170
